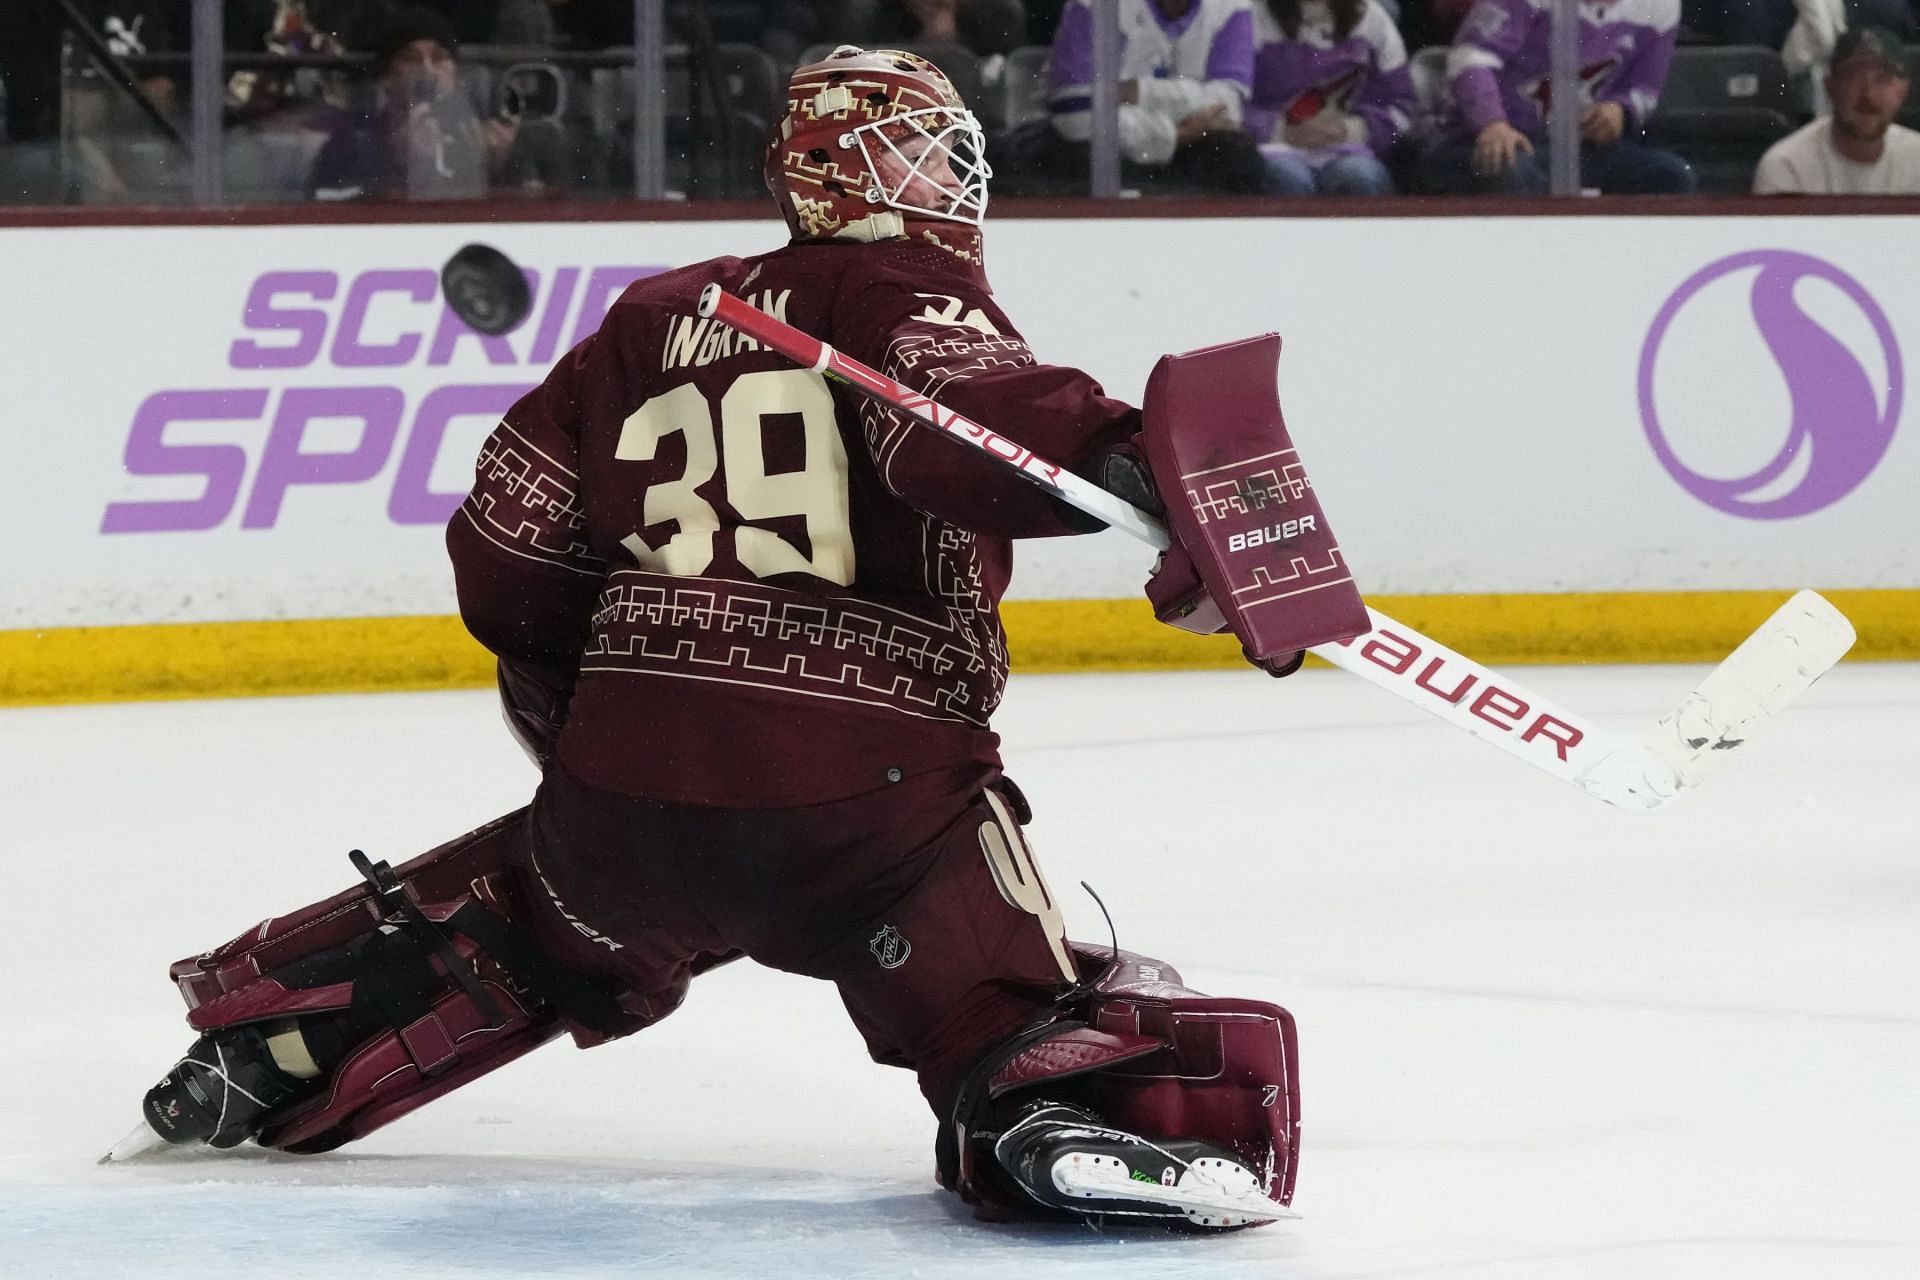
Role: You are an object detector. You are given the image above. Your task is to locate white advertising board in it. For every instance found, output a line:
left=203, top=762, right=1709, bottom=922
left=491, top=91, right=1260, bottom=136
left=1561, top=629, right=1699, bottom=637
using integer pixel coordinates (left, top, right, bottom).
left=0, top=214, right=1913, bottom=629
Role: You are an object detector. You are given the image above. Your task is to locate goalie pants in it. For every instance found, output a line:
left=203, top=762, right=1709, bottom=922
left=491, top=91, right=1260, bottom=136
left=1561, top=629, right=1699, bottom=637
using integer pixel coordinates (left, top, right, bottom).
left=520, top=759, right=1079, bottom=1111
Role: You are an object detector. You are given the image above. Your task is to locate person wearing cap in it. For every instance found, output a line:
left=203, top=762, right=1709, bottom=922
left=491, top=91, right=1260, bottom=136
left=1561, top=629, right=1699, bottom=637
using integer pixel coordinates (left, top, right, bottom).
left=309, top=5, right=550, bottom=200
left=1755, top=26, right=1920, bottom=194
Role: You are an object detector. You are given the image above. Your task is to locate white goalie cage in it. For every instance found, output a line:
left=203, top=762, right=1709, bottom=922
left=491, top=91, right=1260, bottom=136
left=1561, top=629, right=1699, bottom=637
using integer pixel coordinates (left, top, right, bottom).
left=843, top=105, right=992, bottom=227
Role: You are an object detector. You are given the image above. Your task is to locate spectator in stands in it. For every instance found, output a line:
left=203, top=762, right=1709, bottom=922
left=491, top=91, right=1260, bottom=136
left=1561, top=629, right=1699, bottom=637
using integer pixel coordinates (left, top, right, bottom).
left=1755, top=26, right=1920, bottom=192
left=833, top=0, right=1030, bottom=57
left=85, top=0, right=182, bottom=116
left=495, top=0, right=818, bottom=62
left=222, top=0, right=396, bottom=69
left=1247, top=0, right=1416, bottom=194
left=402, top=0, right=498, bottom=45
left=10, top=0, right=186, bottom=199
left=1025, top=0, right=1070, bottom=44
left=701, top=2, right=823, bottom=65
left=224, top=1, right=375, bottom=128
left=1024, top=0, right=1266, bottom=194
left=1782, top=0, right=1917, bottom=97
left=1418, top=0, right=1696, bottom=194
left=309, top=6, right=563, bottom=200
left=489, top=0, right=554, bottom=44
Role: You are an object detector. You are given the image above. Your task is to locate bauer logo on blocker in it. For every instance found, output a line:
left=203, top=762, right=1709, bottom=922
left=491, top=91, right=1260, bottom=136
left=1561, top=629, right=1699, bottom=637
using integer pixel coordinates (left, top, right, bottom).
left=1637, top=249, right=1901, bottom=519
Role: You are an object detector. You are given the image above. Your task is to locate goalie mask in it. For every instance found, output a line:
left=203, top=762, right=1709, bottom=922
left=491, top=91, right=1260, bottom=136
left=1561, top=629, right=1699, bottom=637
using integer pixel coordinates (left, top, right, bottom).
left=766, top=45, right=990, bottom=264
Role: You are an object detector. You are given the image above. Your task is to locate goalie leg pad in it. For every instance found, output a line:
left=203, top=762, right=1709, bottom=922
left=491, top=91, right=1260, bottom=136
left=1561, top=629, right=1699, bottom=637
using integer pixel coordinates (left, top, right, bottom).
left=165, top=811, right=675, bottom=1154
left=943, top=944, right=1302, bottom=1220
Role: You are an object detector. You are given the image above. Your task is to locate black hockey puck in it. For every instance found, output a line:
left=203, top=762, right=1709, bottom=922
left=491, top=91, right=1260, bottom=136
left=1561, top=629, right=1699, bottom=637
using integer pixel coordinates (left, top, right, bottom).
left=441, top=243, right=532, bottom=336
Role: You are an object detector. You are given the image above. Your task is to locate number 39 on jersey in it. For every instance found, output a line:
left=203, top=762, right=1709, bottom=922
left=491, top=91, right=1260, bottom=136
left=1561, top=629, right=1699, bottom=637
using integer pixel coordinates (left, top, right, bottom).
left=614, top=367, right=856, bottom=587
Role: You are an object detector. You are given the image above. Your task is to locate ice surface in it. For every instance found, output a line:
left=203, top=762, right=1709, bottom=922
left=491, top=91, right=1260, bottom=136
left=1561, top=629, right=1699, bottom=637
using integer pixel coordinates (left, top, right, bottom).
left=3, top=663, right=1916, bottom=1279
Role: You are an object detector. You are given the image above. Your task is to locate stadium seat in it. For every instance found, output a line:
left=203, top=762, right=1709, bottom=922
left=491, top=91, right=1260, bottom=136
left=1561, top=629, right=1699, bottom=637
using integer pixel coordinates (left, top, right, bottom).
left=593, top=44, right=782, bottom=196
left=1654, top=45, right=1794, bottom=114
left=0, top=142, right=62, bottom=204
left=1410, top=45, right=1450, bottom=122
left=915, top=45, right=987, bottom=122
left=459, top=64, right=495, bottom=122
left=594, top=44, right=780, bottom=131
left=1002, top=45, right=1052, bottom=131
left=1408, top=45, right=1450, bottom=138
left=679, top=43, right=781, bottom=129
left=85, top=139, right=189, bottom=204
left=1645, top=45, right=1797, bottom=193
left=224, top=129, right=330, bottom=203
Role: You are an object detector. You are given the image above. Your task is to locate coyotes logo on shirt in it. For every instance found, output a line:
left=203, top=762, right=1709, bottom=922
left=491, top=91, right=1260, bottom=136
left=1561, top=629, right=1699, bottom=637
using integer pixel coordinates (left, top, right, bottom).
left=1284, top=67, right=1366, bottom=126
left=1526, top=56, right=1623, bottom=114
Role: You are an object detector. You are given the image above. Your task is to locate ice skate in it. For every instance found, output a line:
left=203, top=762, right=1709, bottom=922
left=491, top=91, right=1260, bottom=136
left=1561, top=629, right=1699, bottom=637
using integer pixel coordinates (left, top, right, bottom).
left=993, top=1102, right=1285, bottom=1229
left=102, top=1026, right=311, bottom=1162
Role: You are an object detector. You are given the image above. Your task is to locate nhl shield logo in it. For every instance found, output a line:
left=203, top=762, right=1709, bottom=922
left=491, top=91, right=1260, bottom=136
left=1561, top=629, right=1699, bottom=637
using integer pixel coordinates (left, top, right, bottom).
left=869, top=924, right=911, bottom=970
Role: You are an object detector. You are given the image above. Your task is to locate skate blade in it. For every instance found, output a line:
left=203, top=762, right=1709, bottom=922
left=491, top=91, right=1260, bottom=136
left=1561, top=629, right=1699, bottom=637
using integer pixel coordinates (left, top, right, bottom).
left=99, top=1119, right=169, bottom=1165
left=1052, top=1152, right=1297, bottom=1227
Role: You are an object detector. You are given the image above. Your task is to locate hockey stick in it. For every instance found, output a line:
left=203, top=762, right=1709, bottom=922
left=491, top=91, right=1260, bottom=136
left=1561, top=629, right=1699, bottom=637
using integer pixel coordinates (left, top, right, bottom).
left=696, top=285, right=1855, bottom=812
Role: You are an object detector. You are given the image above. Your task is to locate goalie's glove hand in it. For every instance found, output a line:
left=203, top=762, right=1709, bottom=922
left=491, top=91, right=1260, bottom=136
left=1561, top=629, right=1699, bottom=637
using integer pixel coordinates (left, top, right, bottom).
left=1060, top=438, right=1163, bottom=534
left=1099, top=439, right=1165, bottom=518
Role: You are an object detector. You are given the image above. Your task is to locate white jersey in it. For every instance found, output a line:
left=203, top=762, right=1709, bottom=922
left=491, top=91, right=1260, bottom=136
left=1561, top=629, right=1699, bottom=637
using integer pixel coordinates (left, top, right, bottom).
left=1753, top=118, right=1920, bottom=195
left=1049, top=0, right=1256, bottom=166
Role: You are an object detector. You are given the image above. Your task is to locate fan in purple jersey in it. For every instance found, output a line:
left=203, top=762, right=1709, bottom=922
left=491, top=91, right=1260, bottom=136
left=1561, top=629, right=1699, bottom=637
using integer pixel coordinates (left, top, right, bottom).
left=1247, top=0, right=1417, bottom=194
left=1011, top=0, right=1268, bottom=193
left=1417, top=0, right=1696, bottom=193
left=107, top=45, right=1305, bottom=1234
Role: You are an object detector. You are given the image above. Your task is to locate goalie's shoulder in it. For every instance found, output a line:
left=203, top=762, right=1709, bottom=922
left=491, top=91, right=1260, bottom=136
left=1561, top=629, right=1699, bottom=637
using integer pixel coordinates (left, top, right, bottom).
left=827, top=240, right=1022, bottom=363
left=586, top=256, right=753, bottom=346
left=831, top=235, right=996, bottom=308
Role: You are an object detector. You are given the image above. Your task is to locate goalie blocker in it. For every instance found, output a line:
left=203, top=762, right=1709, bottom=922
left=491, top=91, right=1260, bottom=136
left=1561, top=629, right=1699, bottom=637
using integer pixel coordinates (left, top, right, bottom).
left=112, top=813, right=1300, bottom=1226
left=1138, top=333, right=1370, bottom=668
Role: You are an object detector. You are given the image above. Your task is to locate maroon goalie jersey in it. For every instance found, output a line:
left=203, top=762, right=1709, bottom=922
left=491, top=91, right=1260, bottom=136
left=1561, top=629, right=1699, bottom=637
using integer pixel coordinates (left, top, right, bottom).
left=448, top=238, right=1138, bottom=807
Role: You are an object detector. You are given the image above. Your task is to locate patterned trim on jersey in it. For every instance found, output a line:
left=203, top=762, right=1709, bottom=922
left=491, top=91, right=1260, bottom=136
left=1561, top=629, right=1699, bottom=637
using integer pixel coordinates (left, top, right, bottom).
left=855, top=328, right=1028, bottom=724
left=926, top=519, right=1008, bottom=715
left=861, top=329, right=1034, bottom=495
left=581, top=569, right=1000, bottom=725
left=457, top=422, right=605, bottom=576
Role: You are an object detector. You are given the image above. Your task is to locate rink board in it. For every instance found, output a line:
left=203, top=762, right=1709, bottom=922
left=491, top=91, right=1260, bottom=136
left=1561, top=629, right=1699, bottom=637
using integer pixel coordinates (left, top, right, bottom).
left=1, top=214, right=1915, bottom=700
left=2, top=588, right=1913, bottom=706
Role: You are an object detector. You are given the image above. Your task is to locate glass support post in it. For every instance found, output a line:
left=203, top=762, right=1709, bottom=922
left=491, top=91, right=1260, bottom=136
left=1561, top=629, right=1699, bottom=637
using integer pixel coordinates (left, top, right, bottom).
left=190, top=0, right=222, bottom=204
left=633, top=0, right=667, bottom=199
left=1548, top=0, right=1580, bottom=195
left=1089, top=0, right=1121, bottom=198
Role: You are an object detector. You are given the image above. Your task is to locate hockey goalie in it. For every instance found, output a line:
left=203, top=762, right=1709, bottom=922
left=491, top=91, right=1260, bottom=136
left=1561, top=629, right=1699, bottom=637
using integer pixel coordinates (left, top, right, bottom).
left=110, top=46, right=1363, bottom=1231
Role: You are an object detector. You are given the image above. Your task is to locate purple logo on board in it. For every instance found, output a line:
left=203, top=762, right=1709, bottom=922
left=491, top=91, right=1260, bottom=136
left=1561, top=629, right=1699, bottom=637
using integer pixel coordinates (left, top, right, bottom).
left=101, top=264, right=665, bottom=534
left=1637, top=250, right=1901, bottom=520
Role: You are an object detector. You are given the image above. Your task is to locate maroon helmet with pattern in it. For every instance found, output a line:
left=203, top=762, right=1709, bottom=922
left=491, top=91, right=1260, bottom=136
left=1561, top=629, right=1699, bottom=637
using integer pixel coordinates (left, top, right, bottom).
left=764, top=45, right=991, bottom=264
